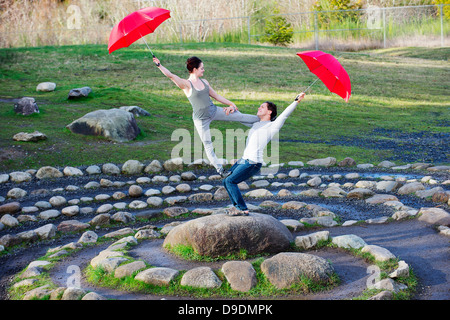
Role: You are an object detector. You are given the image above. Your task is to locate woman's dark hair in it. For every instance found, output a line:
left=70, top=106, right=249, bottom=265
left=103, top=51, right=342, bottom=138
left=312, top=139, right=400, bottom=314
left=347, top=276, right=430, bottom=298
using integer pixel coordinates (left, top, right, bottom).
left=265, top=101, right=277, bottom=121
left=186, top=56, right=202, bottom=73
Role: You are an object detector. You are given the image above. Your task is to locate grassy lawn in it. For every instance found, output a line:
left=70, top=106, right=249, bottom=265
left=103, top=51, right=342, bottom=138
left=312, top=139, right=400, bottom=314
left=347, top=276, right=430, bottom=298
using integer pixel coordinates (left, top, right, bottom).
left=0, top=42, right=449, bottom=172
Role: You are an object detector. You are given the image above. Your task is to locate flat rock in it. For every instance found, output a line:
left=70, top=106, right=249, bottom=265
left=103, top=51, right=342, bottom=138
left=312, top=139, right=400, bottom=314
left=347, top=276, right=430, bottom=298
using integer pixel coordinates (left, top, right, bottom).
left=221, top=261, right=257, bottom=292
left=418, top=207, right=450, bottom=226
left=180, top=267, right=222, bottom=289
left=332, top=234, right=367, bottom=249
left=135, top=267, right=179, bottom=286
left=260, top=252, right=335, bottom=289
left=294, top=231, right=329, bottom=250
left=361, top=245, right=396, bottom=262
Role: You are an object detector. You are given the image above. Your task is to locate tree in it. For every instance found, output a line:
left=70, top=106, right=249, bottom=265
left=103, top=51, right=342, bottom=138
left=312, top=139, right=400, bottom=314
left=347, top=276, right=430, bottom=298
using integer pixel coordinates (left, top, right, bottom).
left=263, top=14, right=294, bottom=46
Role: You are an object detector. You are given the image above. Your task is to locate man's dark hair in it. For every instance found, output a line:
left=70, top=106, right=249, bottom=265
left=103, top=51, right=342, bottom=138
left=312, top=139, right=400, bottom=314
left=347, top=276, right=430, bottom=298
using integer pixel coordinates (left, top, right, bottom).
left=265, top=101, right=277, bottom=121
left=186, top=56, right=202, bottom=73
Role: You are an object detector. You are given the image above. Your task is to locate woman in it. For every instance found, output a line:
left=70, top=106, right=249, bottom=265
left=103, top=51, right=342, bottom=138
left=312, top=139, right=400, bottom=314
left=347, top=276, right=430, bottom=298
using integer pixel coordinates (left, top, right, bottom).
left=153, top=56, right=259, bottom=177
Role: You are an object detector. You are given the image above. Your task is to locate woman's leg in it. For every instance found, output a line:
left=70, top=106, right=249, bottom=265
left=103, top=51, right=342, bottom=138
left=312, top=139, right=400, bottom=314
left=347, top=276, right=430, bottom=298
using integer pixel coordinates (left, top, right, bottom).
left=193, top=118, right=222, bottom=172
left=212, top=107, right=259, bottom=127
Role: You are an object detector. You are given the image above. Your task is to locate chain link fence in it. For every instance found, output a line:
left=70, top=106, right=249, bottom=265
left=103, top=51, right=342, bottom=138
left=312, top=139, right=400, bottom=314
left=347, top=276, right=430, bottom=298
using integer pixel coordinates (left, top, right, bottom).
left=0, top=2, right=448, bottom=50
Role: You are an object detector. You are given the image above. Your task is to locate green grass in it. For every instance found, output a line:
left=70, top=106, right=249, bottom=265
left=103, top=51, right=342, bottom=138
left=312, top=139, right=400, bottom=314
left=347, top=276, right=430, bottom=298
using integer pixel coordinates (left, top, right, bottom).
left=0, top=43, right=448, bottom=172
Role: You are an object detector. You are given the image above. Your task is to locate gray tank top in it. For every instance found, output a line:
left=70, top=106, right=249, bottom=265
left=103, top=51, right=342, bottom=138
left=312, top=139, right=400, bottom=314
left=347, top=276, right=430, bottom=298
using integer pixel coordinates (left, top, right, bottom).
left=187, top=79, right=217, bottom=120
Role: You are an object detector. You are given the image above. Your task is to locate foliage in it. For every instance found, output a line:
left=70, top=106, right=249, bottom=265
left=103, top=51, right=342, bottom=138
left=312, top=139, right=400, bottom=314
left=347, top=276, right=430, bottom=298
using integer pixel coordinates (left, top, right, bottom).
left=432, top=0, right=450, bottom=19
left=313, top=0, right=364, bottom=27
left=262, top=12, right=294, bottom=46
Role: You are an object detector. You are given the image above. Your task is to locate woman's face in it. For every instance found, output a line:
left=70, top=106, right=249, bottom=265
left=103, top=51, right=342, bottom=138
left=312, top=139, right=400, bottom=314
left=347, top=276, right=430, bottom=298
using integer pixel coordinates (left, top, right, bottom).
left=193, top=62, right=205, bottom=76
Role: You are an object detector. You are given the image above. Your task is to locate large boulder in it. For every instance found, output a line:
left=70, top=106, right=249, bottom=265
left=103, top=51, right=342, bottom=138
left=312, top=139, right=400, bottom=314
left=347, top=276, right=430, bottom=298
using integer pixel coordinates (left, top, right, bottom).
left=163, top=213, right=293, bottom=258
left=66, top=109, right=140, bottom=142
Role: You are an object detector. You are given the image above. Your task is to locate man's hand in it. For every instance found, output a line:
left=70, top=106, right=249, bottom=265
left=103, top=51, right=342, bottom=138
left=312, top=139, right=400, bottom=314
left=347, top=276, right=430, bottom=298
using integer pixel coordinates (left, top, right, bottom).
left=295, top=92, right=306, bottom=101
left=223, top=104, right=238, bottom=115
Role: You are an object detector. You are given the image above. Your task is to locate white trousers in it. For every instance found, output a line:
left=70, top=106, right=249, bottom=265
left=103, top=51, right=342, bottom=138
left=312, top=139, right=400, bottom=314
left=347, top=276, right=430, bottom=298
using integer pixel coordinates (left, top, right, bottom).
left=193, top=107, right=259, bottom=171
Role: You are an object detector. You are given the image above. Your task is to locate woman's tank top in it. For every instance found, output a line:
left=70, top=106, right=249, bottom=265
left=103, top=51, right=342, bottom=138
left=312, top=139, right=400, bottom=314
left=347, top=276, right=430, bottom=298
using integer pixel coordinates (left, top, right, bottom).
left=187, top=79, right=217, bottom=120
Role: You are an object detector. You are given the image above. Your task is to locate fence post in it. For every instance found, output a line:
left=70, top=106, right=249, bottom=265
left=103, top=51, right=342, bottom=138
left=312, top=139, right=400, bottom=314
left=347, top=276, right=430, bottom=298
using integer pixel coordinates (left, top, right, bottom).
left=440, top=4, right=444, bottom=47
left=383, top=8, right=386, bottom=48
left=248, top=16, right=251, bottom=45
left=314, top=11, right=319, bottom=50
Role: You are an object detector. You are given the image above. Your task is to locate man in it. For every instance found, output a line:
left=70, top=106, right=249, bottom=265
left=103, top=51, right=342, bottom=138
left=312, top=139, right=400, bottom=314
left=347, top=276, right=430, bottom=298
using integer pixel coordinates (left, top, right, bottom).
left=223, top=92, right=306, bottom=216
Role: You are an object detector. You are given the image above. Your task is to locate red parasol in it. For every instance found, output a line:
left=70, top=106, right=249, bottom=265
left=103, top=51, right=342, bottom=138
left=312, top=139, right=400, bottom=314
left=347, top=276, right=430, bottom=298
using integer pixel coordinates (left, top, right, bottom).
left=108, top=7, right=171, bottom=55
left=297, top=50, right=351, bottom=102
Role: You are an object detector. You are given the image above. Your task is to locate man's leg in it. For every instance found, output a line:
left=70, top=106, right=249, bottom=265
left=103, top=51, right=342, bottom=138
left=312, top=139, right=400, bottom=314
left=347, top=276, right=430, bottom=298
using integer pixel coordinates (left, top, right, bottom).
left=223, top=161, right=261, bottom=211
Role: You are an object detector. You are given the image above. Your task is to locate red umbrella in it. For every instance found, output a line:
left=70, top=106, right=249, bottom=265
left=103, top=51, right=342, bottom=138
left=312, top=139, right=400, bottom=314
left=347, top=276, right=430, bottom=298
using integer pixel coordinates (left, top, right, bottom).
left=108, top=7, right=171, bottom=55
left=297, top=50, right=351, bottom=102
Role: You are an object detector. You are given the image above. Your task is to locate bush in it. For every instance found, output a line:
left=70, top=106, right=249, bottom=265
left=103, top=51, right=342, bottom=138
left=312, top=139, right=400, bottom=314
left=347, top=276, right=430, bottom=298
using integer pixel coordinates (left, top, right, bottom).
left=262, top=14, right=294, bottom=46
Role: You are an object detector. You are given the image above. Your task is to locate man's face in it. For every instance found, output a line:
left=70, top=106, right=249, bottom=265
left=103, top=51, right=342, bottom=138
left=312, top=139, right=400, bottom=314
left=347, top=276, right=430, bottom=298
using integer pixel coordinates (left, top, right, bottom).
left=257, top=102, right=271, bottom=119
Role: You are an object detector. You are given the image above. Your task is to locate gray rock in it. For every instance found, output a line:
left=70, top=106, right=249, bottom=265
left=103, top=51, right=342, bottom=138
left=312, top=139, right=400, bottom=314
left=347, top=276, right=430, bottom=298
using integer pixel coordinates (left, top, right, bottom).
left=68, top=86, right=92, bottom=99
left=135, top=267, right=179, bottom=286
left=347, top=188, right=375, bottom=199
left=261, top=252, right=334, bottom=289
left=115, top=261, right=147, bottom=278
left=282, top=201, right=307, bottom=210
left=307, top=157, right=336, bottom=167
left=144, top=160, right=162, bottom=173
left=332, top=234, right=367, bottom=249
left=39, top=209, right=61, bottom=220
left=365, top=194, right=399, bottom=204
left=78, top=231, right=98, bottom=243
left=36, top=166, right=63, bottom=179
left=418, top=207, right=450, bottom=226
left=244, top=189, right=274, bottom=198
left=34, top=224, right=57, bottom=240
left=163, top=206, right=188, bottom=217
left=361, top=245, right=396, bottom=262
left=163, top=213, right=292, bottom=258
left=66, top=109, right=140, bottom=142
left=13, top=131, right=47, bottom=142
left=14, top=97, right=39, bottom=115
left=0, top=214, right=19, bottom=227
left=81, top=292, right=107, bottom=300
left=397, top=182, right=425, bottom=195
left=57, top=220, right=90, bottom=233
left=120, top=106, right=150, bottom=117
left=61, top=287, right=87, bottom=300
left=7, top=188, right=27, bottom=199
left=180, top=267, right=222, bottom=289
left=295, top=231, right=329, bottom=250
left=122, top=160, right=144, bottom=175
left=221, top=261, right=257, bottom=292
left=163, top=158, right=184, bottom=171
left=36, top=82, right=56, bottom=92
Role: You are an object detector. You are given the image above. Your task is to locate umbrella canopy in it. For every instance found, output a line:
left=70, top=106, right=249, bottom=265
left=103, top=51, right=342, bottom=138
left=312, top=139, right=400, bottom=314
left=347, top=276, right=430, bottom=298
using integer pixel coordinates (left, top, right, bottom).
left=108, top=7, right=171, bottom=54
left=297, top=50, right=351, bottom=102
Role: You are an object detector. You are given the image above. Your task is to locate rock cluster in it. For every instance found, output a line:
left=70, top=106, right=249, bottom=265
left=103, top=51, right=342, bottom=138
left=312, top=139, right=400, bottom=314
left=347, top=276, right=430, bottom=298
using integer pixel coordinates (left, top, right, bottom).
left=1, top=156, right=449, bottom=300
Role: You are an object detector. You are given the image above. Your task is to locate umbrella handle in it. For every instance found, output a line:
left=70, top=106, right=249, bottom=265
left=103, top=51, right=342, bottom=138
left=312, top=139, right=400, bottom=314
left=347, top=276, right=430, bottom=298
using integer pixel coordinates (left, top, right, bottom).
left=139, top=31, right=158, bottom=65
